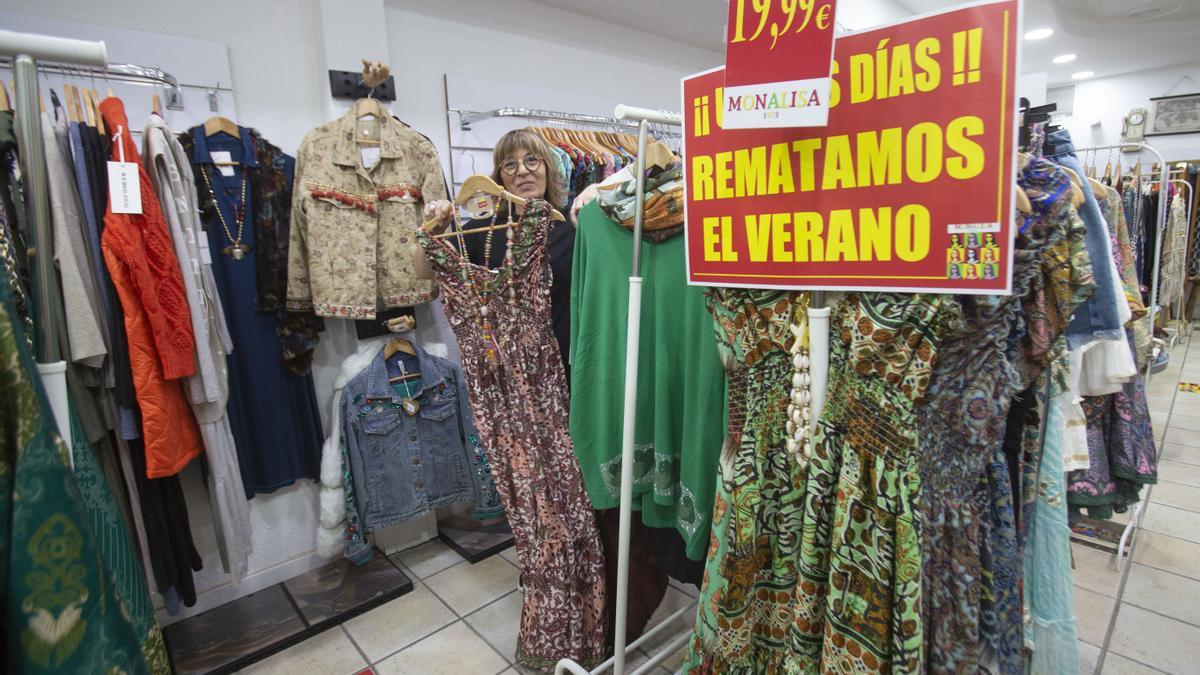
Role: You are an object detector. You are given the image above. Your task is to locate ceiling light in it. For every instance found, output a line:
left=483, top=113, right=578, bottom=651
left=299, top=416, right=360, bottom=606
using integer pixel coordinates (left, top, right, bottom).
left=1024, top=28, right=1054, bottom=40
left=1052, top=53, right=1077, bottom=64
left=1071, top=70, right=1095, bottom=80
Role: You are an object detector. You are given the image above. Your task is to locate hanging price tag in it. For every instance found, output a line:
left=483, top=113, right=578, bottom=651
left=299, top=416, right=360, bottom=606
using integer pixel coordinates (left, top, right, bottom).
left=723, top=0, right=838, bottom=129
left=107, top=161, right=143, bottom=214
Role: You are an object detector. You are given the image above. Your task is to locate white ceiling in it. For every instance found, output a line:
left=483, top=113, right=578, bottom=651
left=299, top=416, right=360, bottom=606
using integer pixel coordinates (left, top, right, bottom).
left=896, top=0, right=1200, bottom=86
left=529, top=0, right=1200, bottom=87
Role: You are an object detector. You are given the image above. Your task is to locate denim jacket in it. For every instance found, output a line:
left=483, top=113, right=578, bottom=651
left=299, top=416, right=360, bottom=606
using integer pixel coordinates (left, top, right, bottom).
left=1044, top=130, right=1123, bottom=349
left=342, top=343, right=504, bottom=533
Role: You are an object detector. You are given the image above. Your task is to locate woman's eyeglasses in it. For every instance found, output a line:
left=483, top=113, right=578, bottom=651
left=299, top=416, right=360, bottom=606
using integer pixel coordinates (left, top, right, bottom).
left=500, top=155, right=544, bottom=175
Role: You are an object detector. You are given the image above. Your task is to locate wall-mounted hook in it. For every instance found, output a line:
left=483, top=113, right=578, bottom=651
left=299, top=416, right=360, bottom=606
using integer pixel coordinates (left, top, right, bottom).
left=208, top=81, right=221, bottom=112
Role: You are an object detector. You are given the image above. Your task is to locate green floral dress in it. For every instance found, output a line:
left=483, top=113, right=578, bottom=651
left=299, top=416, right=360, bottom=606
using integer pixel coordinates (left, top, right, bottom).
left=790, top=292, right=960, bottom=674
left=685, top=288, right=806, bottom=674
left=2, top=210, right=162, bottom=672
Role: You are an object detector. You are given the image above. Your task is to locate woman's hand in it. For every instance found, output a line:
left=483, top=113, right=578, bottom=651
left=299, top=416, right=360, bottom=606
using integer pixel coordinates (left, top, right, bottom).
left=570, top=184, right=600, bottom=226
left=422, top=199, right=455, bottom=233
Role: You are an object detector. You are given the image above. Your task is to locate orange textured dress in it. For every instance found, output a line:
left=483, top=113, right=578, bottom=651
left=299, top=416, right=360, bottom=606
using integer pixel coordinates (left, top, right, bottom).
left=99, top=97, right=204, bottom=477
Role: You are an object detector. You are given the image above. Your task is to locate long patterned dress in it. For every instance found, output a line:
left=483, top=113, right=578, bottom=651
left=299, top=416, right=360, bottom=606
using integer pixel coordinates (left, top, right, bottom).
left=418, top=200, right=606, bottom=671
left=684, top=289, right=806, bottom=673
left=918, top=157, right=1096, bottom=675
left=2, top=204, right=165, bottom=672
left=791, top=292, right=960, bottom=674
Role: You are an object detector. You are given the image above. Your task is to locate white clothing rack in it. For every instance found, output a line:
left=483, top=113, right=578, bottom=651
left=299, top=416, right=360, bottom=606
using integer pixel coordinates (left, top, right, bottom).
left=553, top=104, right=693, bottom=675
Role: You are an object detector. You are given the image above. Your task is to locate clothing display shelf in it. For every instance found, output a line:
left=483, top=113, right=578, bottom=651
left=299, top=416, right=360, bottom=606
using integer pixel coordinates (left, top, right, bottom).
left=554, top=104, right=696, bottom=675
left=0, top=29, right=184, bottom=454
left=1046, top=142, right=1172, bottom=573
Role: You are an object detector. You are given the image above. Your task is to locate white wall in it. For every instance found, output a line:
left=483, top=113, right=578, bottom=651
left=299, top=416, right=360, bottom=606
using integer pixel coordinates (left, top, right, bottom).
left=1054, top=61, right=1200, bottom=162
left=383, top=0, right=724, bottom=178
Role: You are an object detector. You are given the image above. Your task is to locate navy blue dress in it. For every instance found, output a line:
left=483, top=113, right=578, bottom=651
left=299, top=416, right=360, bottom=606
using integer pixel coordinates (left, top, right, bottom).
left=190, top=128, right=323, bottom=498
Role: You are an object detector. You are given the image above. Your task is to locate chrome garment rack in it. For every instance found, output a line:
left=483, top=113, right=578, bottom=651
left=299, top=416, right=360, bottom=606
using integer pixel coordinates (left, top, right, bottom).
left=0, top=55, right=184, bottom=109
left=446, top=106, right=681, bottom=192
left=0, top=29, right=185, bottom=451
left=553, top=104, right=689, bottom=675
left=451, top=106, right=682, bottom=134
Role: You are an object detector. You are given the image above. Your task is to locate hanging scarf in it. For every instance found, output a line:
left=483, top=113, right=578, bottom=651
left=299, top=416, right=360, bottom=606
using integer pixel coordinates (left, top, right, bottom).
left=595, top=162, right=685, bottom=242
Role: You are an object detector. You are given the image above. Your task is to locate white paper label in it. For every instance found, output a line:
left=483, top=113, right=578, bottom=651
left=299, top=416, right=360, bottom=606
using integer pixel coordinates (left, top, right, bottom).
left=107, top=161, right=142, bottom=214
left=210, top=151, right=236, bottom=177
left=361, top=146, right=381, bottom=170
left=197, top=234, right=213, bottom=265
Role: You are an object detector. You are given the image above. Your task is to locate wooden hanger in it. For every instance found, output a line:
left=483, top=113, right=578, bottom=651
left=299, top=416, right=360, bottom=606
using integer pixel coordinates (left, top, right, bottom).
left=204, top=116, right=239, bottom=138
left=383, top=335, right=416, bottom=359
left=64, top=85, right=79, bottom=122
left=81, top=87, right=97, bottom=128
left=644, top=141, right=675, bottom=171
left=91, top=88, right=106, bottom=134
left=1015, top=187, right=1032, bottom=215
left=422, top=174, right=565, bottom=236
left=0, top=81, right=8, bottom=112
left=152, top=94, right=162, bottom=115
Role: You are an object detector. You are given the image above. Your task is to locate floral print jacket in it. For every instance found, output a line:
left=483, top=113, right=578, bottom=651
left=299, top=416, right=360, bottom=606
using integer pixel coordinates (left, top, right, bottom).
left=287, top=110, right=448, bottom=319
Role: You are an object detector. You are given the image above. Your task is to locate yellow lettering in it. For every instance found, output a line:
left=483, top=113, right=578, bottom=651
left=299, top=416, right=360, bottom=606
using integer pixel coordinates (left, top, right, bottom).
left=896, top=204, right=931, bottom=261
left=829, top=59, right=841, bottom=109
left=946, top=116, right=986, bottom=180
left=858, top=207, right=893, bottom=261
left=715, top=152, right=734, bottom=199
left=887, top=43, right=916, bottom=98
left=745, top=214, right=771, bottom=262
left=822, top=135, right=856, bottom=190
left=905, top=122, right=942, bottom=183
left=771, top=212, right=793, bottom=262
left=915, top=38, right=941, bottom=92
left=734, top=146, right=767, bottom=197
left=856, top=128, right=903, bottom=187
left=792, top=211, right=825, bottom=262
left=702, top=217, right=721, bottom=261
left=692, top=155, right=714, bottom=201
left=792, top=139, right=822, bottom=192
left=826, top=209, right=859, bottom=261
left=768, top=143, right=795, bottom=195
left=850, top=52, right=874, bottom=104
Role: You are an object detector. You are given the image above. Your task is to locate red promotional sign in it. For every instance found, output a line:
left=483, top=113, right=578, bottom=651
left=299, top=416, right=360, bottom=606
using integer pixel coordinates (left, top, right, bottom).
left=686, top=0, right=1020, bottom=294
left=723, top=0, right=838, bottom=128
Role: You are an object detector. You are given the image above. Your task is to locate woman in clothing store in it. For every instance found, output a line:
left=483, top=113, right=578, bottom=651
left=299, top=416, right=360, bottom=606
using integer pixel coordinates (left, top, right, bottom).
left=423, top=128, right=574, bottom=378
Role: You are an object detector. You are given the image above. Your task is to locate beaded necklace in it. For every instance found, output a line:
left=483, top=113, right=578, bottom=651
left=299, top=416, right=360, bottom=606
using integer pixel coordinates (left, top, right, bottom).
left=452, top=198, right=518, bottom=371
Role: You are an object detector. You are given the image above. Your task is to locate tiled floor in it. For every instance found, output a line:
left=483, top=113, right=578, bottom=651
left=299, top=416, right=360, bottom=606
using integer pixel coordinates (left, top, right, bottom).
left=237, top=539, right=697, bottom=674
left=1076, top=323, right=1200, bottom=674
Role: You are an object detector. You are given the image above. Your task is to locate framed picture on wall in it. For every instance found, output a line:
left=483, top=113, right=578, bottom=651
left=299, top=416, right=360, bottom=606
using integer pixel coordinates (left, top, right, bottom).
left=1147, top=93, right=1200, bottom=136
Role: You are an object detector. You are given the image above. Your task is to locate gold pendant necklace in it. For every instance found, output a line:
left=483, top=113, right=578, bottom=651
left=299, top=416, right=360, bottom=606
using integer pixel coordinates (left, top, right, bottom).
left=201, top=165, right=251, bottom=260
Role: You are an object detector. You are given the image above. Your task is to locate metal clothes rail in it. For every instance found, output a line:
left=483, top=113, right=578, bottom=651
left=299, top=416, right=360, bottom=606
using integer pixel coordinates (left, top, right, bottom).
left=446, top=106, right=681, bottom=193
left=554, top=104, right=690, bottom=675
left=451, top=106, right=682, bottom=134
left=0, top=56, right=185, bottom=109
left=0, top=29, right=186, bottom=452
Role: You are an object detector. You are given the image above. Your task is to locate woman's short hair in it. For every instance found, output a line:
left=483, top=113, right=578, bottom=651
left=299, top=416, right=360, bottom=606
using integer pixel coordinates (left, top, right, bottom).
left=491, top=128, right=566, bottom=208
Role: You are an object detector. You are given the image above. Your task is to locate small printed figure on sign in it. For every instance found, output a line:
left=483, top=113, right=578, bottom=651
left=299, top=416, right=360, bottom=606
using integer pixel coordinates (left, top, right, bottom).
left=948, top=264, right=962, bottom=280
left=982, top=262, right=997, bottom=280
left=965, top=233, right=980, bottom=248
left=965, top=264, right=979, bottom=280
